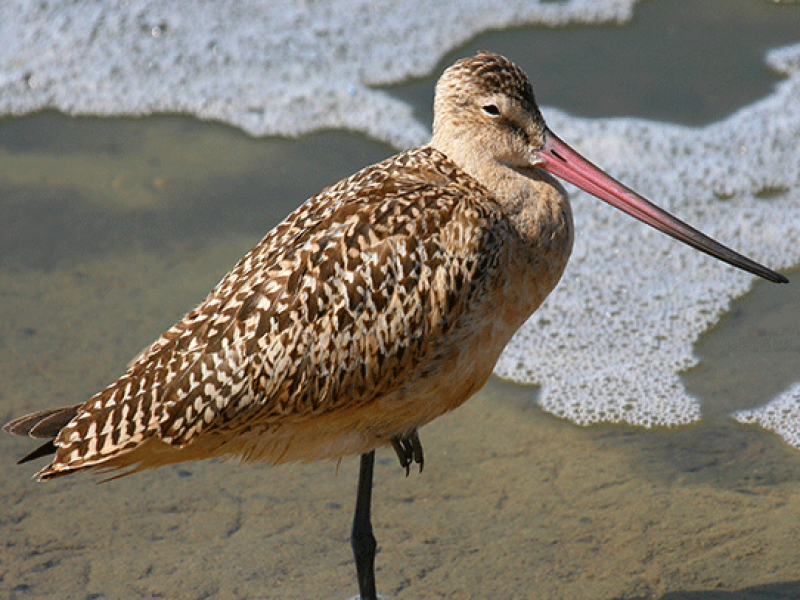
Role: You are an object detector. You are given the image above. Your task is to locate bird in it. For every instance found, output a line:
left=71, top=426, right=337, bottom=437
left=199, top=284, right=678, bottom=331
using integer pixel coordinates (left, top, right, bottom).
left=4, top=52, right=788, bottom=600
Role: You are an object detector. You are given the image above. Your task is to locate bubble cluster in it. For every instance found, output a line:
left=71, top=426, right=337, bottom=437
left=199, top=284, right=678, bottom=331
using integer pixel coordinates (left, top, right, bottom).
left=735, top=383, right=800, bottom=448
left=495, top=51, right=800, bottom=429
left=0, top=0, right=633, bottom=149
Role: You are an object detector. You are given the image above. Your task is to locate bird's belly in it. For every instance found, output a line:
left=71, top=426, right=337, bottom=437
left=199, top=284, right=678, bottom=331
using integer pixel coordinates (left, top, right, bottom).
left=235, top=275, right=554, bottom=465
left=236, top=327, right=508, bottom=463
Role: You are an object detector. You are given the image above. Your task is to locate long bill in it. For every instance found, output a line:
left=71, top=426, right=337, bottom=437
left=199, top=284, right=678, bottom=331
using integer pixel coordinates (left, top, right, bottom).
left=534, top=128, right=788, bottom=284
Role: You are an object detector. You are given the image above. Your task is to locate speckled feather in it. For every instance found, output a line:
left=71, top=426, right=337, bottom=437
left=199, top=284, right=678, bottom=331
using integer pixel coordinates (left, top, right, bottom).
left=5, top=53, right=574, bottom=480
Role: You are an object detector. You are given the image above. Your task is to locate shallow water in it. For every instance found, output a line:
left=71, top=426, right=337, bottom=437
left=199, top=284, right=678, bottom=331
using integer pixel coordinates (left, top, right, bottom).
left=2, top=1, right=800, bottom=599
left=385, top=0, right=800, bottom=127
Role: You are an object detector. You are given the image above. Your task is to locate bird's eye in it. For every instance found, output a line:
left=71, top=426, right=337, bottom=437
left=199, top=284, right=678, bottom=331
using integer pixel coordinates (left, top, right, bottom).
left=481, top=104, right=501, bottom=117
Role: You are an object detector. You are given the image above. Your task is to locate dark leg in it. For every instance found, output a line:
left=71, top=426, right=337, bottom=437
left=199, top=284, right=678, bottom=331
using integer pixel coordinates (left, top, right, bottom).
left=351, top=451, right=378, bottom=600
left=391, top=428, right=424, bottom=475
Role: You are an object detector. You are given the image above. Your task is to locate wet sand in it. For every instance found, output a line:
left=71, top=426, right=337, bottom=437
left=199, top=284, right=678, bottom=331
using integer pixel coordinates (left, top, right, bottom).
left=3, top=1, right=800, bottom=598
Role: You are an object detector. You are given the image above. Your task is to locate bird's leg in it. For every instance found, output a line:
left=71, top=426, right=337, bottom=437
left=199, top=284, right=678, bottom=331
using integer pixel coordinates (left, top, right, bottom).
left=351, top=450, right=378, bottom=600
left=391, top=428, right=424, bottom=476
left=350, top=432, right=423, bottom=599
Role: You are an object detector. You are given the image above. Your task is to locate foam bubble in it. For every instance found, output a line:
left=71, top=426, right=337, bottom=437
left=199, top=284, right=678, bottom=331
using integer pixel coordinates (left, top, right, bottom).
left=735, top=383, right=800, bottom=449
left=0, top=0, right=634, bottom=148
left=2, top=1, right=799, bottom=438
left=494, top=44, right=800, bottom=429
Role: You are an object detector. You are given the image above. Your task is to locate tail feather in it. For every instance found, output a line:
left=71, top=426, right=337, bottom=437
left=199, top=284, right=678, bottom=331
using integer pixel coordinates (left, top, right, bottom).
left=3, top=404, right=81, bottom=439
left=4, top=404, right=82, bottom=468
left=18, top=439, right=58, bottom=464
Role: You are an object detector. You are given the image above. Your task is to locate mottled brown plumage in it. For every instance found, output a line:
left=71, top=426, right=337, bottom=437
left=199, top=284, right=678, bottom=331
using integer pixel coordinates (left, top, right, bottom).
left=4, top=51, right=785, bottom=485
left=5, top=54, right=574, bottom=480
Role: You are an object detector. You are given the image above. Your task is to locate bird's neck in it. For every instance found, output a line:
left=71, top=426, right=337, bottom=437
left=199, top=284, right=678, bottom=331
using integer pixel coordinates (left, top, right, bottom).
left=429, top=138, right=574, bottom=249
left=428, top=137, right=574, bottom=305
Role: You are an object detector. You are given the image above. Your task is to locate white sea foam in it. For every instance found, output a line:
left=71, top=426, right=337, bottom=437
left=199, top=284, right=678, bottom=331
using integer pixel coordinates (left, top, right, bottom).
left=2, top=1, right=799, bottom=441
left=0, top=0, right=633, bottom=148
left=735, top=383, right=800, bottom=446
left=495, top=44, right=800, bottom=433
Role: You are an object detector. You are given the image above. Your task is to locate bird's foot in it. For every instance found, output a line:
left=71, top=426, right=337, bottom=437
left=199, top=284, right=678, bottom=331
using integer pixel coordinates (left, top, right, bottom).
left=390, top=429, right=424, bottom=476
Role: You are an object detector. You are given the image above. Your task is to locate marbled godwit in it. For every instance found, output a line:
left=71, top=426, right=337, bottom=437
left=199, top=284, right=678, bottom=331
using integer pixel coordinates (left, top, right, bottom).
left=4, top=53, right=788, bottom=599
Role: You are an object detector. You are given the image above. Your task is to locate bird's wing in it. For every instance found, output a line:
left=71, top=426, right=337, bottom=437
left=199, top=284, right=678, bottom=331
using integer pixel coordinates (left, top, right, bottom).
left=43, top=147, right=506, bottom=474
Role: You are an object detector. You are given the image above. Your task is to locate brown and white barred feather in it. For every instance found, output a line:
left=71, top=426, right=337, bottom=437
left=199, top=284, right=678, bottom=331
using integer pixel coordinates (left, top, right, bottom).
left=18, top=146, right=513, bottom=480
